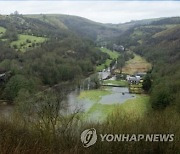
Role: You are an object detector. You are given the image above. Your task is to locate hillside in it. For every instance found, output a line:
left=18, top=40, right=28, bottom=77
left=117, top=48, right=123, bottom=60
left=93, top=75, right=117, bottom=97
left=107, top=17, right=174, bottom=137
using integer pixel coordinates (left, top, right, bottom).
left=115, top=17, right=180, bottom=110
left=0, top=14, right=124, bottom=52
left=0, top=13, right=180, bottom=153
left=0, top=13, right=119, bottom=102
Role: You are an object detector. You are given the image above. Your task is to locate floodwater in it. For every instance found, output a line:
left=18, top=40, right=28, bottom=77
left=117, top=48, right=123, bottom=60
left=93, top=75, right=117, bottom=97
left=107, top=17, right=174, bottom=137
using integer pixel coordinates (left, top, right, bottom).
left=99, top=87, right=136, bottom=105
left=66, top=87, right=136, bottom=112
left=65, top=90, right=94, bottom=114
left=0, top=67, right=136, bottom=120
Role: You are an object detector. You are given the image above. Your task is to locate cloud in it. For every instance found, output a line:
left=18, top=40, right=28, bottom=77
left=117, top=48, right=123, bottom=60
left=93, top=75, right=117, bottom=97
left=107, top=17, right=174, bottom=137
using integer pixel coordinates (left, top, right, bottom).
left=0, top=1, right=180, bottom=23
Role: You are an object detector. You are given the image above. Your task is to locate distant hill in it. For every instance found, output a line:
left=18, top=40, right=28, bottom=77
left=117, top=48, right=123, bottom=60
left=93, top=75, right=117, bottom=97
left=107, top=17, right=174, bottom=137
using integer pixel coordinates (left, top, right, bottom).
left=0, top=14, right=124, bottom=47
left=26, top=14, right=123, bottom=41
left=0, top=13, right=180, bottom=51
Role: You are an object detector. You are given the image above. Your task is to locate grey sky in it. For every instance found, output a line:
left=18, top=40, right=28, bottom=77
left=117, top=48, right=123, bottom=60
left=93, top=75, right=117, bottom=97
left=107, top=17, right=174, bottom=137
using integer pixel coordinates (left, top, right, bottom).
left=0, top=1, right=180, bottom=23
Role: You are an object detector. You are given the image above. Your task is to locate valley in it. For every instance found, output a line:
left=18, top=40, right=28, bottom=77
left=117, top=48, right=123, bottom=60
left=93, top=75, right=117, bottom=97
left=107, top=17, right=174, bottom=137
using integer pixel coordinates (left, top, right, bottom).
left=0, top=13, right=179, bottom=153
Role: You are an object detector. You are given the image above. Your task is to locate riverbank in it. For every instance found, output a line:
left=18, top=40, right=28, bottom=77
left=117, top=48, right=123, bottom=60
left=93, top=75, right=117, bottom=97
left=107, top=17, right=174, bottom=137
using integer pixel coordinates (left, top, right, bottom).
left=78, top=87, right=150, bottom=122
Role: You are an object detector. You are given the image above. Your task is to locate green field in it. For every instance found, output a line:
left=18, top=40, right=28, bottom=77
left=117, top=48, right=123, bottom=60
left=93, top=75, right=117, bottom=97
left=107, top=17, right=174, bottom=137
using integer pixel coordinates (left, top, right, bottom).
left=96, top=48, right=120, bottom=71
left=11, top=34, right=46, bottom=52
left=78, top=88, right=150, bottom=122
left=100, top=47, right=119, bottom=59
left=112, top=95, right=150, bottom=120
left=79, top=89, right=111, bottom=102
left=0, top=26, right=6, bottom=37
left=96, top=59, right=112, bottom=71
left=103, top=79, right=128, bottom=87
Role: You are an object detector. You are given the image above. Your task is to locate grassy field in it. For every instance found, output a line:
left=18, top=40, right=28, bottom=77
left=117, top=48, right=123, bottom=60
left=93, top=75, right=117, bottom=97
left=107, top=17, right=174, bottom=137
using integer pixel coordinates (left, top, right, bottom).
left=11, top=34, right=46, bottom=52
left=96, top=48, right=119, bottom=71
left=121, top=53, right=152, bottom=75
left=78, top=88, right=150, bottom=122
left=96, top=59, right=112, bottom=72
left=113, top=95, right=150, bottom=119
left=100, top=47, right=119, bottom=59
left=0, top=26, right=6, bottom=37
left=103, top=79, right=128, bottom=87
left=79, top=89, right=111, bottom=102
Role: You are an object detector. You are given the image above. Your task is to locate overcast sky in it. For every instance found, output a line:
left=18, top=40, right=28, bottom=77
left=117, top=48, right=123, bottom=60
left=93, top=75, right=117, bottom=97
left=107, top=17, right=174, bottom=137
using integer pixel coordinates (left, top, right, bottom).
left=0, top=1, right=180, bottom=23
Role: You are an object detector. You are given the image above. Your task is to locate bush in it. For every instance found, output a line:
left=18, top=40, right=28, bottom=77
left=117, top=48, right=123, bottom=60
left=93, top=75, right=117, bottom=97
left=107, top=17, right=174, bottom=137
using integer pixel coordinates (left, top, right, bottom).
left=150, top=83, right=173, bottom=109
left=142, top=74, right=152, bottom=92
left=26, top=39, right=31, bottom=43
left=3, top=75, right=35, bottom=101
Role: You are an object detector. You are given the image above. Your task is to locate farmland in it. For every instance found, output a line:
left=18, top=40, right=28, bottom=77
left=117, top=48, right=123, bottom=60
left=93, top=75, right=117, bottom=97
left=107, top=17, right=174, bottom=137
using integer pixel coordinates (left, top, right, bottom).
left=11, top=34, right=46, bottom=52
left=122, top=53, right=152, bottom=75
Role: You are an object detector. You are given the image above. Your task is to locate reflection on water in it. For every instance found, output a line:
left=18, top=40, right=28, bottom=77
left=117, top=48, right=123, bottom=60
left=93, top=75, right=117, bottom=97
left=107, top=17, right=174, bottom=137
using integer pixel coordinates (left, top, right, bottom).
left=66, top=91, right=94, bottom=114
left=0, top=87, right=136, bottom=123
left=66, top=87, right=136, bottom=112
left=0, top=68, right=135, bottom=121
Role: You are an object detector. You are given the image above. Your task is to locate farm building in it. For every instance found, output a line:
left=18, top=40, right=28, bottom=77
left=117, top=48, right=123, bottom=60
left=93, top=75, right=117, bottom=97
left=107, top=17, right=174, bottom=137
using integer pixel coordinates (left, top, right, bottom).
left=135, top=72, right=147, bottom=78
left=128, top=77, right=140, bottom=84
left=126, top=75, right=141, bottom=84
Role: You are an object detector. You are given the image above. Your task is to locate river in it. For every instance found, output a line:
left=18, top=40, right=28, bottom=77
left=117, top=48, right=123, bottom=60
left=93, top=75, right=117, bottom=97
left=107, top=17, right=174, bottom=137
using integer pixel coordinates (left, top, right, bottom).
left=0, top=66, right=136, bottom=122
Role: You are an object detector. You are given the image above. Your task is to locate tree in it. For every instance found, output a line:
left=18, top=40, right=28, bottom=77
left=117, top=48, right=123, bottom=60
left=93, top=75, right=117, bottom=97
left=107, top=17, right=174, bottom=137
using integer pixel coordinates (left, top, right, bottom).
left=142, top=74, right=152, bottom=92
left=4, top=25, right=18, bottom=41
left=150, top=83, right=173, bottom=109
left=117, top=56, right=125, bottom=74
left=3, top=75, right=35, bottom=101
left=15, top=87, right=80, bottom=138
left=14, top=11, right=19, bottom=16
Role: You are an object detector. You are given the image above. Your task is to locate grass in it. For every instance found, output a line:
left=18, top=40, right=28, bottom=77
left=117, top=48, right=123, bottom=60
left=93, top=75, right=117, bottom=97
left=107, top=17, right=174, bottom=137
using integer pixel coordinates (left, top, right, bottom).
left=79, top=89, right=111, bottom=102
left=78, top=87, right=150, bottom=122
left=96, top=59, right=112, bottom=72
left=100, top=47, right=119, bottom=59
left=11, top=34, right=46, bottom=52
left=0, top=26, right=6, bottom=37
left=122, top=53, right=152, bottom=75
left=103, top=80, right=128, bottom=87
left=0, top=105, right=179, bottom=154
left=84, top=103, right=116, bottom=121
left=85, top=94, right=149, bottom=122
left=115, top=95, right=150, bottom=118
left=96, top=48, right=120, bottom=71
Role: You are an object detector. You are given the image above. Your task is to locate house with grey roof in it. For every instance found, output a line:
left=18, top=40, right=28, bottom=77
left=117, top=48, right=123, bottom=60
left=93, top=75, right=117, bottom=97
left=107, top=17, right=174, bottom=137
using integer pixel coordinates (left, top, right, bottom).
left=127, top=75, right=140, bottom=84
left=135, top=72, right=147, bottom=79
